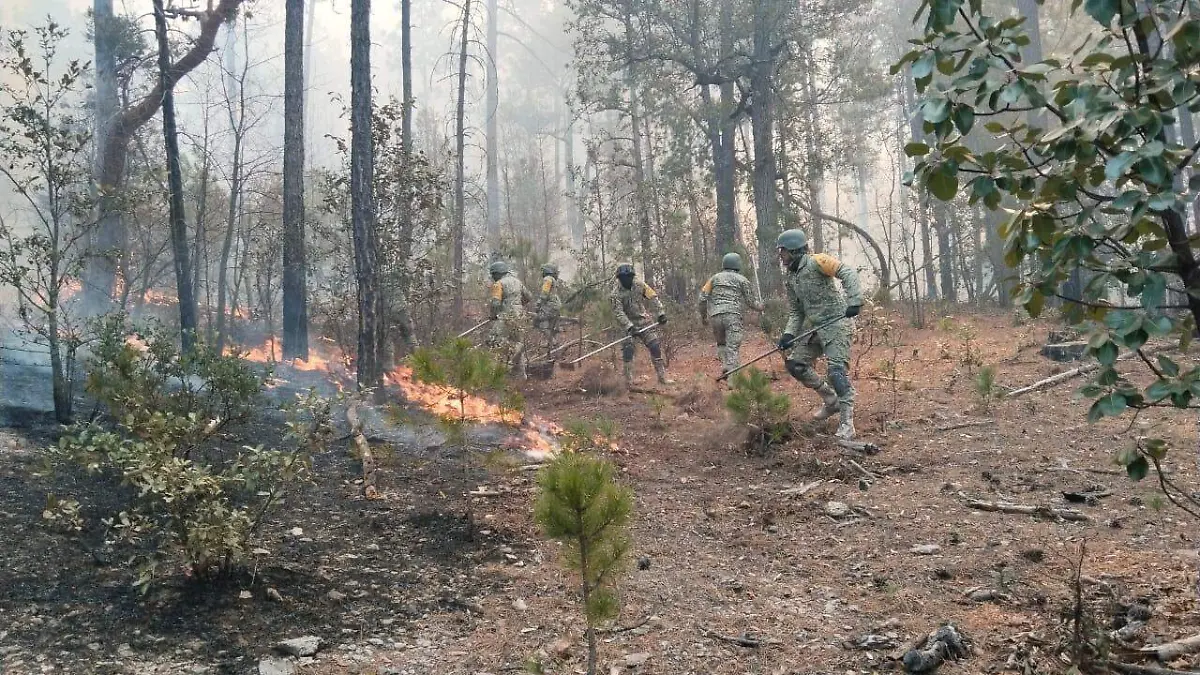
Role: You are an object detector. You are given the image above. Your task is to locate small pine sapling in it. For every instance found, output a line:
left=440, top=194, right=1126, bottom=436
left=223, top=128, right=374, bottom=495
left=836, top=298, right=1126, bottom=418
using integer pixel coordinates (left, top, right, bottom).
left=974, top=365, right=998, bottom=414
left=534, top=453, right=633, bottom=675
left=725, top=367, right=791, bottom=452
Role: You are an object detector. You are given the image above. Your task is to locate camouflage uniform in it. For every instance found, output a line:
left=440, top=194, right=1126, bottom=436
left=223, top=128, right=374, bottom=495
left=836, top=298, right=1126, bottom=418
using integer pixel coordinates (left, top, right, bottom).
left=610, top=267, right=671, bottom=385
left=781, top=249, right=863, bottom=434
left=699, top=262, right=763, bottom=375
left=487, top=270, right=533, bottom=378
left=534, top=268, right=563, bottom=355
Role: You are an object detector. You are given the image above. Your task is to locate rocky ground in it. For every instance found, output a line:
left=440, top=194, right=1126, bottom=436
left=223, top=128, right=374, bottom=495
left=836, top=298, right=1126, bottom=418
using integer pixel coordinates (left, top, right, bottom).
left=1, top=309, right=1198, bottom=675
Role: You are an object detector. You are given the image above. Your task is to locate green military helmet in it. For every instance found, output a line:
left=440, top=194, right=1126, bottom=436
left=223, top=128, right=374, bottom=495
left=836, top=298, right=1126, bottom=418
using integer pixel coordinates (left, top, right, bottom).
left=615, top=263, right=636, bottom=278
left=541, top=263, right=559, bottom=277
left=776, top=228, right=809, bottom=253
left=488, top=260, right=510, bottom=278
left=722, top=252, right=742, bottom=271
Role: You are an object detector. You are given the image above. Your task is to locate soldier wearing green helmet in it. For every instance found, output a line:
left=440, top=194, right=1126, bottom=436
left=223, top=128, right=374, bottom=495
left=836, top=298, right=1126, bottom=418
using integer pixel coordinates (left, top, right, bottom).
left=699, top=252, right=764, bottom=376
left=534, top=263, right=564, bottom=353
left=775, top=228, right=864, bottom=440
left=609, top=263, right=672, bottom=386
left=486, top=260, right=533, bottom=378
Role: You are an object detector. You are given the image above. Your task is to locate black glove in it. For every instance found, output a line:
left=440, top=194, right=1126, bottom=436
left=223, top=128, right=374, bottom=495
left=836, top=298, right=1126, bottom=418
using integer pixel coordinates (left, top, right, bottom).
left=657, top=313, right=668, bottom=325
left=627, top=325, right=638, bottom=337
left=845, top=305, right=861, bottom=318
left=778, top=333, right=796, bottom=351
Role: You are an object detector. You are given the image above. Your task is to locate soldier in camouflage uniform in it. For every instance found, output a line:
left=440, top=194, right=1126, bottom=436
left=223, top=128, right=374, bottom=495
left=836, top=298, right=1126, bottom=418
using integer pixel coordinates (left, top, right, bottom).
left=775, top=229, right=863, bottom=440
left=486, top=261, right=533, bottom=378
left=699, top=252, right=764, bottom=376
left=534, top=263, right=564, bottom=355
left=610, top=263, right=672, bottom=386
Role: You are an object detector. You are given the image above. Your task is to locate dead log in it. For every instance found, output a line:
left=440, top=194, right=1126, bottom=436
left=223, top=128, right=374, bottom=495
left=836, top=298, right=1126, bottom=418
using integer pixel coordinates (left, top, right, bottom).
left=1008, top=344, right=1170, bottom=398
left=966, top=499, right=1091, bottom=522
left=902, top=624, right=970, bottom=673
left=780, top=480, right=823, bottom=496
left=1138, top=634, right=1200, bottom=662
left=1109, top=661, right=1200, bottom=675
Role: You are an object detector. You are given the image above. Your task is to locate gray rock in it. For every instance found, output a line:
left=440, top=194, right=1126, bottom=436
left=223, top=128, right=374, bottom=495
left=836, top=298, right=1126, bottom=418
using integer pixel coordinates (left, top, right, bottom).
left=258, top=657, right=297, bottom=675
left=910, top=544, right=941, bottom=556
left=824, top=501, right=851, bottom=518
left=276, top=636, right=321, bottom=657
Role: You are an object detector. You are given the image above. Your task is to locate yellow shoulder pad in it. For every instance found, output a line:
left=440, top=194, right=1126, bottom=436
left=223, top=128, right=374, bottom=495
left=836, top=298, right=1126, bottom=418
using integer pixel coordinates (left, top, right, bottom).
left=541, top=278, right=554, bottom=294
left=490, top=281, right=504, bottom=301
left=642, top=283, right=658, bottom=299
left=701, top=278, right=713, bottom=294
left=812, top=253, right=841, bottom=277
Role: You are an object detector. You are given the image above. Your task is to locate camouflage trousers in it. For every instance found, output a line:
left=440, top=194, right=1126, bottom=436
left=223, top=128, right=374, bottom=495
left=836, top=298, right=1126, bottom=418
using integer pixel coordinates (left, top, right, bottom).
left=782, top=319, right=854, bottom=405
left=534, top=311, right=560, bottom=356
left=487, top=312, right=531, bottom=376
left=621, top=319, right=661, bottom=363
left=709, top=312, right=745, bottom=374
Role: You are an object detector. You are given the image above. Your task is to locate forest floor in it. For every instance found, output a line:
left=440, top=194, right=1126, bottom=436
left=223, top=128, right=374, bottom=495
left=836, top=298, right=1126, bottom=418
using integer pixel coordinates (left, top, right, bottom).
left=1, top=309, right=1199, bottom=675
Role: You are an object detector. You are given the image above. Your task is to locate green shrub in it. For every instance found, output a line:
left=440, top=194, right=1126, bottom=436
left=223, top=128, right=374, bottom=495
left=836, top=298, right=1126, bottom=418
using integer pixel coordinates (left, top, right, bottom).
left=42, top=320, right=332, bottom=592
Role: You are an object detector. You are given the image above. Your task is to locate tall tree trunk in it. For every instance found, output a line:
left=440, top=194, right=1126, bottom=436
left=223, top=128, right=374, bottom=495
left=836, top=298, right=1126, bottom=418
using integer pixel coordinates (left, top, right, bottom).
left=351, top=0, right=382, bottom=387
left=934, top=208, right=955, bottom=302
left=304, top=0, right=317, bottom=169
left=283, top=0, right=309, bottom=359
left=801, top=53, right=824, bottom=252
left=623, top=11, right=657, bottom=284
left=87, top=0, right=244, bottom=306
left=90, top=0, right=120, bottom=307
left=452, top=0, right=473, bottom=325
left=153, top=0, right=198, bottom=353
left=565, top=98, right=584, bottom=246
left=485, top=0, right=500, bottom=248
left=399, top=0, right=414, bottom=292
left=716, top=0, right=739, bottom=253
left=216, top=26, right=247, bottom=354
left=750, top=0, right=781, bottom=293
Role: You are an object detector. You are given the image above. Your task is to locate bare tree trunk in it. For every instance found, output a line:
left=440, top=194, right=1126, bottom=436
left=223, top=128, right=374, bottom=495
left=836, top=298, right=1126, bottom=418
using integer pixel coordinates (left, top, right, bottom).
left=565, top=99, right=584, bottom=247
left=216, top=27, right=247, bottom=354
left=351, top=0, right=382, bottom=387
left=153, top=0, right=198, bottom=353
left=283, top=0, right=309, bottom=360
left=90, top=0, right=120, bottom=307
left=750, top=0, right=781, bottom=294
left=452, top=0, right=473, bottom=326
left=623, top=10, right=657, bottom=284
left=801, top=51, right=824, bottom=252
left=715, top=0, right=739, bottom=254
left=87, top=0, right=244, bottom=306
left=485, top=0, right=500, bottom=248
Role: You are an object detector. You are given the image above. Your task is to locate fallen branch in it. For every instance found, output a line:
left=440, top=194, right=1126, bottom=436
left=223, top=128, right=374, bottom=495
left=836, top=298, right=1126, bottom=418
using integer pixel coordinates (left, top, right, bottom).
left=836, top=438, right=881, bottom=455
left=780, top=480, right=823, bottom=496
left=1008, top=345, right=1171, bottom=398
left=935, top=419, right=996, bottom=432
left=1139, top=634, right=1200, bottom=662
left=966, top=499, right=1091, bottom=522
left=1109, top=661, right=1200, bottom=675
left=597, top=615, right=653, bottom=635
left=845, top=459, right=876, bottom=481
left=699, top=627, right=776, bottom=648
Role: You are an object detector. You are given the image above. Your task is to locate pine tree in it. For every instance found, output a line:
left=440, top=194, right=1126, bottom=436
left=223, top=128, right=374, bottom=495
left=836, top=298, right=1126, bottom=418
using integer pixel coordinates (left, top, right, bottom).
left=534, top=453, right=633, bottom=675
left=725, top=367, right=792, bottom=451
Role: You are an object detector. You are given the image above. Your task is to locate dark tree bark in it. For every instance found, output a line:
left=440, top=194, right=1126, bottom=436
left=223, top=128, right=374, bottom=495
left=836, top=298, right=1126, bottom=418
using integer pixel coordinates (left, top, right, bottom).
left=801, top=49, right=824, bottom=252
left=283, top=0, right=309, bottom=359
left=87, top=0, right=244, bottom=307
left=622, top=9, right=657, bottom=285
left=452, top=0, right=473, bottom=325
left=153, top=0, right=198, bottom=353
left=715, top=0, right=739, bottom=254
left=750, top=0, right=782, bottom=294
left=91, top=0, right=119, bottom=306
left=485, top=0, right=500, bottom=248
left=351, top=0, right=382, bottom=387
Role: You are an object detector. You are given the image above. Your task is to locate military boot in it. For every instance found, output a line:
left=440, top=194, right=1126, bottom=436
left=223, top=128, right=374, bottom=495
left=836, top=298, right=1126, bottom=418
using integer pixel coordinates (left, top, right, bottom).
left=652, top=358, right=675, bottom=385
left=835, top=403, right=856, bottom=440
left=622, top=361, right=634, bottom=387
left=811, top=385, right=840, bottom=422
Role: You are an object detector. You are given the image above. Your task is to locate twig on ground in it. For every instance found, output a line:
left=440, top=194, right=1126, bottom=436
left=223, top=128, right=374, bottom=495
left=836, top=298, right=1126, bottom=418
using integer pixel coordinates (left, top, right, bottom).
left=598, top=615, right=653, bottom=634
left=934, top=419, right=996, bottom=432
left=966, top=499, right=1091, bottom=522
left=1109, top=661, right=1200, bottom=675
left=698, top=626, right=778, bottom=648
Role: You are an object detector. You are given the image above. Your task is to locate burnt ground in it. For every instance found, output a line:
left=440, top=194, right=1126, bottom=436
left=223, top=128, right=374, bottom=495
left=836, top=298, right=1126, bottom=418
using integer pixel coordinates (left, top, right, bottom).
left=2, top=309, right=1200, bottom=674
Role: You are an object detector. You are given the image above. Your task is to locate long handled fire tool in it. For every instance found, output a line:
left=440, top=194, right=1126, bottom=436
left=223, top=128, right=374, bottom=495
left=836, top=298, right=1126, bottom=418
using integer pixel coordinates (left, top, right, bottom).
left=457, top=319, right=493, bottom=339
left=716, top=316, right=845, bottom=382
left=560, top=323, right=659, bottom=371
